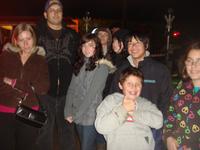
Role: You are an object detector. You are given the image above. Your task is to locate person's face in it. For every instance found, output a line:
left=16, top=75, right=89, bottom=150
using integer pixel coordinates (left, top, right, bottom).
left=119, top=75, right=142, bottom=100
left=82, top=40, right=96, bottom=58
left=44, top=4, right=63, bottom=27
left=97, top=31, right=109, bottom=46
left=128, top=37, right=146, bottom=61
left=16, top=31, right=34, bottom=54
left=185, top=49, right=200, bottom=81
left=112, top=38, right=123, bottom=54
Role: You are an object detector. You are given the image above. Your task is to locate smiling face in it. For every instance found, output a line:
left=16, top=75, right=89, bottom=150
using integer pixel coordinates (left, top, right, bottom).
left=185, top=49, right=200, bottom=84
left=112, top=38, right=123, bottom=54
left=127, top=37, right=146, bottom=62
left=119, top=75, right=142, bottom=100
left=16, top=30, right=34, bottom=54
left=82, top=40, right=96, bottom=58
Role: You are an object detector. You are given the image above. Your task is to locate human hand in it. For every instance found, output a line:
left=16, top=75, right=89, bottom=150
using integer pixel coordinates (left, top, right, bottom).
left=122, top=95, right=137, bottom=112
left=65, top=116, right=73, bottom=123
left=3, top=77, right=12, bottom=85
left=166, top=136, right=179, bottom=150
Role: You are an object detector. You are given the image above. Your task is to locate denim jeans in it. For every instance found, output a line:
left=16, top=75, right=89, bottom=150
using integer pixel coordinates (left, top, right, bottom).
left=152, top=128, right=165, bottom=150
left=76, top=124, right=98, bottom=150
left=36, top=95, right=77, bottom=150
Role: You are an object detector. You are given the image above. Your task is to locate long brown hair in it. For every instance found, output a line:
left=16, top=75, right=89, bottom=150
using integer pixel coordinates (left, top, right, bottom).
left=73, top=33, right=103, bottom=76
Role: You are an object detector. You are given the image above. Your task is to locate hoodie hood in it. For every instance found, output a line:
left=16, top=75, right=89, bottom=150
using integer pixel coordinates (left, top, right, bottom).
left=96, top=58, right=116, bottom=73
left=3, top=43, right=46, bottom=57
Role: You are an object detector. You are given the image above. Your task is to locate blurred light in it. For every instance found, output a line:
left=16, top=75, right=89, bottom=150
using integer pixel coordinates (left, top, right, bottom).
left=91, top=28, right=98, bottom=34
left=172, top=31, right=180, bottom=38
left=1, top=25, right=13, bottom=30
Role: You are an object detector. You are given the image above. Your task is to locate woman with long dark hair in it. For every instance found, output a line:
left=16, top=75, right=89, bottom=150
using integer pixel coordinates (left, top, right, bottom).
left=64, top=33, right=115, bottom=150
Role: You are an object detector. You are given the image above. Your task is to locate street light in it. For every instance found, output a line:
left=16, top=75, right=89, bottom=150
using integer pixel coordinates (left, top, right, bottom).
left=165, top=8, right=175, bottom=61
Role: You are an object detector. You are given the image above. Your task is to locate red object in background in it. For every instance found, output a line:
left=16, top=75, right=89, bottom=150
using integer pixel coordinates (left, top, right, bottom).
left=172, top=31, right=181, bottom=38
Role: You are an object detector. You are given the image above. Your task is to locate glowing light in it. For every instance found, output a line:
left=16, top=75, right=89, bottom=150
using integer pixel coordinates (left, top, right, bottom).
left=1, top=25, right=13, bottom=30
left=172, top=31, right=180, bottom=38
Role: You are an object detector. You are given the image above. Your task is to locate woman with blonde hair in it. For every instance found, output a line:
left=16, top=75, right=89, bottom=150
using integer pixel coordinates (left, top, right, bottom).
left=0, top=23, right=49, bottom=150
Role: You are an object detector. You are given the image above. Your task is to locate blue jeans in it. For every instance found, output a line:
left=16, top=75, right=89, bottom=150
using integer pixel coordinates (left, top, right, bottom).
left=36, top=95, right=77, bottom=150
left=76, top=124, right=98, bottom=150
left=152, top=128, right=165, bottom=150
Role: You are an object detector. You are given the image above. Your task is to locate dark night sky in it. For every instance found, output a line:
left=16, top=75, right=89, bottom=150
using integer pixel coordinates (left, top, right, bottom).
left=1, top=0, right=200, bottom=50
left=0, top=0, right=199, bottom=21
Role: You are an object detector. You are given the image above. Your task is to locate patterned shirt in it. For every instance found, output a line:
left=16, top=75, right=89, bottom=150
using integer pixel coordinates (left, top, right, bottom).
left=163, top=80, right=200, bottom=149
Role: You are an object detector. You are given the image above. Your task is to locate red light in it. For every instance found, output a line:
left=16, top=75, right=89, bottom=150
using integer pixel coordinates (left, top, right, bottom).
left=172, top=31, right=180, bottom=38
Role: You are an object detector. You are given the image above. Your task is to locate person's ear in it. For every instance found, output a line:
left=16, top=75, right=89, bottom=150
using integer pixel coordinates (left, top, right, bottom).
left=44, top=12, right=47, bottom=19
left=118, top=82, right=123, bottom=90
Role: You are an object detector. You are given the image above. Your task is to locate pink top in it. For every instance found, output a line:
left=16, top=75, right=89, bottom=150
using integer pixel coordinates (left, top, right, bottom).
left=0, top=104, right=39, bottom=113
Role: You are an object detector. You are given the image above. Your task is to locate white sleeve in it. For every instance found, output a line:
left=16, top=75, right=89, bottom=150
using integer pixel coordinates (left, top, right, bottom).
left=134, top=100, right=163, bottom=129
left=95, top=95, right=128, bottom=134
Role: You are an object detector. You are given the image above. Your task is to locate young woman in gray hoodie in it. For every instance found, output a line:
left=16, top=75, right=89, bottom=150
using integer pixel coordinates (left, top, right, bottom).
left=64, top=33, right=115, bottom=150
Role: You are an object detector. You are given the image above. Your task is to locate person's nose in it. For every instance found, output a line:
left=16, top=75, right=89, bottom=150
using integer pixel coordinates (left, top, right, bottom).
left=24, top=40, right=28, bottom=47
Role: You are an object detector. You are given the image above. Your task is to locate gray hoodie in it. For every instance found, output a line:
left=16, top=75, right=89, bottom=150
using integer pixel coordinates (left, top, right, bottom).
left=95, top=93, right=163, bottom=150
left=64, top=59, right=116, bottom=125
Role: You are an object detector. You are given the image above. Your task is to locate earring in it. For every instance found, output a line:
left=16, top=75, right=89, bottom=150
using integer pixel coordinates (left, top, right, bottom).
left=145, top=51, right=150, bottom=56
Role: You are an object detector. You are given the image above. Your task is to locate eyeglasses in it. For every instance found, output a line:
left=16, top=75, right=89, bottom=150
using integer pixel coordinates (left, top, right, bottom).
left=185, top=58, right=200, bottom=66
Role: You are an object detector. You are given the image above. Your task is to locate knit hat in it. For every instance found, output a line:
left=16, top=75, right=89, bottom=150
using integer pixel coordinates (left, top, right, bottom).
left=44, top=0, right=63, bottom=11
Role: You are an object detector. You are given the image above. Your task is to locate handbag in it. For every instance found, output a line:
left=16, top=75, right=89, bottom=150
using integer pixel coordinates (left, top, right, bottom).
left=15, top=85, right=47, bottom=128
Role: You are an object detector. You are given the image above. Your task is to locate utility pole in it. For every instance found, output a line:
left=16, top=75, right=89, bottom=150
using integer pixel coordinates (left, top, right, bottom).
left=164, top=8, right=175, bottom=61
left=83, top=11, right=91, bottom=33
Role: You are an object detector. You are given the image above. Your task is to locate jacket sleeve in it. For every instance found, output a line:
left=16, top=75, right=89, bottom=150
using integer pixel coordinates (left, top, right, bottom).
left=64, top=74, right=76, bottom=118
left=109, top=68, right=122, bottom=94
left=158, top=67, right=173, bottom=117
left=134, top=99, right=163, bottom=129
left=109, top=61, right=129, bottom=94
left=95, top=95, right=128, bottom=134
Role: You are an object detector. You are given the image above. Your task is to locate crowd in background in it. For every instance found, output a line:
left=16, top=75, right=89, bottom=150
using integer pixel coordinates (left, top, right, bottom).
left=0, top=0, right=199, bottom=150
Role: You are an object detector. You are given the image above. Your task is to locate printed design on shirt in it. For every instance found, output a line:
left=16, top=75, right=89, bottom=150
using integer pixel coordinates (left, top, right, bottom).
left=126, top=115, right=134, bottom=122
left=144, top=79, right=156, bottom=83
left=192, top=124, right=199, bottom=133
left=181, top=106, right=189, bottom=114
left=193, top=96, right=200, bottom=103
left=184, top=93, right=192, bottom=101
left=164, top=80, right=200, bottom=148
left=179, top=89, right=186, bottom=95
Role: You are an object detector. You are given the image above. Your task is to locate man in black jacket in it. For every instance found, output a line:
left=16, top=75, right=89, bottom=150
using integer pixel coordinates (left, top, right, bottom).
left=36, top=0, right=79, bottom=149
left=109, top=31, right=173, bottom=150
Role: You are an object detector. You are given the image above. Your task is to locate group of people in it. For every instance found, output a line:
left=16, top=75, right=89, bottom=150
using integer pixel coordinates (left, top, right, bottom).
left=0, top=0, right=199, bottom=150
